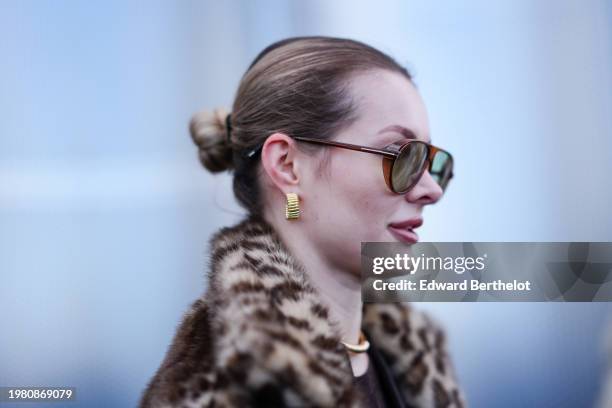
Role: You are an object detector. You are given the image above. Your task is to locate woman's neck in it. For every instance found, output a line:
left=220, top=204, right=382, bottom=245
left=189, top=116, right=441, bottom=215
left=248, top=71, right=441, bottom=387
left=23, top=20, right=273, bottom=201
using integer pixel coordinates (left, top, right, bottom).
left=264, top=210, right=369, bottom=376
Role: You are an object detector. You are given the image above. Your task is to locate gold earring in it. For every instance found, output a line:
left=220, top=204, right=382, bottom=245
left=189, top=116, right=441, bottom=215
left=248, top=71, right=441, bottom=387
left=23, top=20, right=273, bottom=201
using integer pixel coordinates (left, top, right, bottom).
left=285, top=193, right=300, bottom=220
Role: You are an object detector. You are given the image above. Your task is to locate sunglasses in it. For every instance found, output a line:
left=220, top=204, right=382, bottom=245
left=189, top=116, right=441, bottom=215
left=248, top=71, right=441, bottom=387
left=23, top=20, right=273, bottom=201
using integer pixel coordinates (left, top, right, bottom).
left=245, top=136, right=454, bottom=194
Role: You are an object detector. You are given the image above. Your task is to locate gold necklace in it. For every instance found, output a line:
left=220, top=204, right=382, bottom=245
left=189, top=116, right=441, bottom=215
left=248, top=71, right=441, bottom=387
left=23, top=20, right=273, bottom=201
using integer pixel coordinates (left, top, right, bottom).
left=341, top=330, right=370, bottom=353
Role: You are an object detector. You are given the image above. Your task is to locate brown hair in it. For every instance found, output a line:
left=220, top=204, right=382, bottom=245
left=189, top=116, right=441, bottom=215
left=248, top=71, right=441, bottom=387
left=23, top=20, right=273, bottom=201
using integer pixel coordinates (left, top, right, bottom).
left=190, top=36, right=412, bottom=215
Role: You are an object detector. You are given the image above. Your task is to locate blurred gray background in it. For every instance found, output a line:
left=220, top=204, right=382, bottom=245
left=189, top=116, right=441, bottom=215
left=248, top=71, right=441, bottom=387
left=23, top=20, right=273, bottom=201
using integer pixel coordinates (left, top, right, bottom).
left=1, top=1, right=611, bottom=407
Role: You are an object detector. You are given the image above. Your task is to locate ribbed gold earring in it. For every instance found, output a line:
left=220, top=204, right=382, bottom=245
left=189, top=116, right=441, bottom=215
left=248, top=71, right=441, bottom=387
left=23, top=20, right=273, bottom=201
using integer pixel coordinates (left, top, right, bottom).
left=285, top=193, right=300, bottom=220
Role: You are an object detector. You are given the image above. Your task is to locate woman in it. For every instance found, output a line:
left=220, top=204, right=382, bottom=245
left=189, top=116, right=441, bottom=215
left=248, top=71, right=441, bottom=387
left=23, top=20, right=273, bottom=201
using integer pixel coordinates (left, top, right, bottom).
left=140, top=36, right=465, bottom=408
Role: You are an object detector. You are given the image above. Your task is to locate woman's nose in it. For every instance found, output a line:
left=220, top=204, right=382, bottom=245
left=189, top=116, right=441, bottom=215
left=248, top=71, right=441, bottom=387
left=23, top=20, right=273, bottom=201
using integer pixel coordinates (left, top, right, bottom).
left=404, top=168, right=444, bottom=204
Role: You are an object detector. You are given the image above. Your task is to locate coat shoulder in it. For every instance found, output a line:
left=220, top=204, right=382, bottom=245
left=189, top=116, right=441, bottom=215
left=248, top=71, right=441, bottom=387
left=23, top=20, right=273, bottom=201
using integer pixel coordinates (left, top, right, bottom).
left=139, top=212, right=362, bottom=407
left=139, top=298, right=249, bottom=407
left=363, top=302, right=467, bottom=407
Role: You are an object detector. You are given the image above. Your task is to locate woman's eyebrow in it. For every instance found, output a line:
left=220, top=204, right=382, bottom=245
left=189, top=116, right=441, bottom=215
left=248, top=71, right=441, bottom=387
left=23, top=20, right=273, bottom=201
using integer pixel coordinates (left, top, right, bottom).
left=377, top=125, right=431, bottom=144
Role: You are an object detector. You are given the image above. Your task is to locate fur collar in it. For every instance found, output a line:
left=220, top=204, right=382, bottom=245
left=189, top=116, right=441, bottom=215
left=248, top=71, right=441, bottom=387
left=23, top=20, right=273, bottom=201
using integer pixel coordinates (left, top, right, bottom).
left=140, top=214, right=466, bottom=407
left=203, top=214, right=466, bottom=407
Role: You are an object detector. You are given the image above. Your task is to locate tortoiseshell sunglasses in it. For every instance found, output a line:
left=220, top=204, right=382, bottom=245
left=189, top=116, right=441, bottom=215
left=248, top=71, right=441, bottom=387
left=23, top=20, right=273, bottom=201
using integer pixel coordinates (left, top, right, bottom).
left=246, top=136, right=454, bottom=194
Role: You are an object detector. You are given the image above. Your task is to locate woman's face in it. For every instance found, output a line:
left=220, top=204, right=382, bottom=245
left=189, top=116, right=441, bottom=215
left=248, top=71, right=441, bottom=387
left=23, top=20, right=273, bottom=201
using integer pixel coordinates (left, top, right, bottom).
left=299, top=69, right=445, bottom=275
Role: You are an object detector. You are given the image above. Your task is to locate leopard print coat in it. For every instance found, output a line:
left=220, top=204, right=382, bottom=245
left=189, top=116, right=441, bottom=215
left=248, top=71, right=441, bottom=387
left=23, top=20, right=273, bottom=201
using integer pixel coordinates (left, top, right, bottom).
left=139, top=214, right=466, bottom=407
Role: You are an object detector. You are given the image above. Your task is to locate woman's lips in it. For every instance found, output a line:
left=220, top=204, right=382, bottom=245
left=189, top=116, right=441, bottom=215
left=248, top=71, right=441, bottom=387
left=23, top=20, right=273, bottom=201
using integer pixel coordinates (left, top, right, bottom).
left=388, top=216, right=422, bottom=244
left=388, top=226, right=419, bottom=244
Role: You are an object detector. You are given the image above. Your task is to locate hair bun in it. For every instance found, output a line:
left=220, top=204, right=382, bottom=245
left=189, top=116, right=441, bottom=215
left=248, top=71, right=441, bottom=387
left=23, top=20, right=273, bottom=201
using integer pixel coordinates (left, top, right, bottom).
left=189, top=107, right=234, bottom=173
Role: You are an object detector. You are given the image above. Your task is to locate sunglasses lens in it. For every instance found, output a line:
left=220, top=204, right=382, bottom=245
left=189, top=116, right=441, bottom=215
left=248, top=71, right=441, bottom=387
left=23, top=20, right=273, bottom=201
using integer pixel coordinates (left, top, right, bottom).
left=431, top=150, right=453, bottom=191
left=391, top=142, right=428, bottom=193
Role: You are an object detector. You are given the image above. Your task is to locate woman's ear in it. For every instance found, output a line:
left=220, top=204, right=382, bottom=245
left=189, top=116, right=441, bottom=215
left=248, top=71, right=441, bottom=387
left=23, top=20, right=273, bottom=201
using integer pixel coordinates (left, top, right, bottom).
left=260, top=133, right=301, bottom=194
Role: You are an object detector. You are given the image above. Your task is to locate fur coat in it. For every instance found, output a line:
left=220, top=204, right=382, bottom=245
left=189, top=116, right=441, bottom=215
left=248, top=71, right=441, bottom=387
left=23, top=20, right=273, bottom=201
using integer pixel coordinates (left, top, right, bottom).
left=139, top=214, right=466, bottom=407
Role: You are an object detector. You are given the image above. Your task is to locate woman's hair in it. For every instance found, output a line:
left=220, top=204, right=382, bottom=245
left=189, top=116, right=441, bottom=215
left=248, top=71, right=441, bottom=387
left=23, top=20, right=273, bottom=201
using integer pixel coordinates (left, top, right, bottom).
left=190, top=36, right=412, bottom=215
